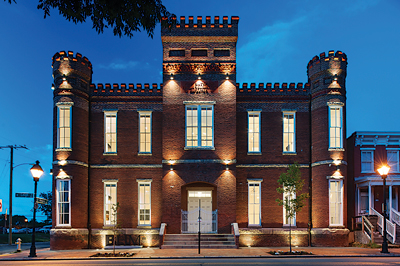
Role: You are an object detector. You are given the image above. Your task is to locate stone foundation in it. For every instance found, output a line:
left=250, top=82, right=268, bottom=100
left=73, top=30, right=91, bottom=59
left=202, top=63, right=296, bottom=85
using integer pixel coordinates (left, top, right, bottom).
left=50, top=229, right=89, bottom=250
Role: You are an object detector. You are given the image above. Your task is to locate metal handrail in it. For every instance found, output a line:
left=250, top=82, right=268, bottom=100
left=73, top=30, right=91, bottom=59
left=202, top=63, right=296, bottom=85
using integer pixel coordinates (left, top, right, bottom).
left=370, top=207, right=396, bottom=244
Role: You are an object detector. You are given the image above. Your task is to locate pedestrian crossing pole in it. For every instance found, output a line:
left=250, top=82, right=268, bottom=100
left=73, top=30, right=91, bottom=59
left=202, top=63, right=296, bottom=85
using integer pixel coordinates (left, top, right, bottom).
left=198, top=199, right=201, bottom=254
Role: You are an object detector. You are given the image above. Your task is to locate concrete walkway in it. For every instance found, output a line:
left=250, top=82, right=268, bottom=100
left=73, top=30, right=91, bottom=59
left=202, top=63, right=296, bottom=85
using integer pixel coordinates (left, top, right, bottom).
left=0, top=245, right=400, bottom=260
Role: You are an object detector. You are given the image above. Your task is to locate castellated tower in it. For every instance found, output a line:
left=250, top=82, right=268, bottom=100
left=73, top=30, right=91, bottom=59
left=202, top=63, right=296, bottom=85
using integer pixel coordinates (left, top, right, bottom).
left=51, top=51, right=92, bottom=249
left=161, top=16, right=238, bottom=233
left=308, top=51, right=348, bottom=231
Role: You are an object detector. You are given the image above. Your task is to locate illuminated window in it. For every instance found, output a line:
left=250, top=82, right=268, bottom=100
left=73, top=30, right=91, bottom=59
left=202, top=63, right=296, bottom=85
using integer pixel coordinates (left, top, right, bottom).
left=283, top=112, right=295, bottom=153
left=186, top=105, right=213, bottom=148
left=387, top=150, right=399, bottom=172
left=329, top=105, right=343, bottom=149
left=138, top=181, right=151, bottom=226
left=57, top=104, right=72, bottom=149
left=283, top=190, right=296, bottom=226
left=361, top=150, right=374, bottom=173
left=329, top=179, right=343, bottom=226
left=248, top=180, right=261, bottom=226
left=104, top=182, right=117, bottom=226
left=104, top=111, right=117, bottom=153
left=139, top=111, right=152, bottom=154
left=56, top=179, right=70, bottom=226
left=248, top=111, right=261, bottom=153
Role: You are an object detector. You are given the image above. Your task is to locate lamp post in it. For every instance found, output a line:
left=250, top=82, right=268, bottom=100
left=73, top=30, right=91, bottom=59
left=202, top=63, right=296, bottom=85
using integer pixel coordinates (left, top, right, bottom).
left=24, top=218, right=28, bottom=234
left=377, top=165, right=390, bottom=254
left=28, top=161, right=43, bottom=258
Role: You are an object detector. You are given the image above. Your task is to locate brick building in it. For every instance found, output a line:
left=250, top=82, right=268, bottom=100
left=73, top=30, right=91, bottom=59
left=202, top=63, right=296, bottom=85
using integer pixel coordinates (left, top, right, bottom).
left=50, top=16, right=349, bottom=249
left=347, top=132, right=400, bottom=244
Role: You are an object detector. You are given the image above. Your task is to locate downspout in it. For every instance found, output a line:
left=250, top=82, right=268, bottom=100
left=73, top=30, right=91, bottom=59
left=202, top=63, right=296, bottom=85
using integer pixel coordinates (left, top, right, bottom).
left=87, top=89, right=92, bottom=248
left=308, top=90, right=313, bottom=246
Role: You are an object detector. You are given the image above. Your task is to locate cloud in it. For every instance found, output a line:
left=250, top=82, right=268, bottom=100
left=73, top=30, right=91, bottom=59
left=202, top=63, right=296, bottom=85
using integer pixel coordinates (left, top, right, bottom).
left=98, top=60, right=140, bottom=70
left=345, top=0, right=380, bottom=13
left=237, top=16, right=307, bottom=82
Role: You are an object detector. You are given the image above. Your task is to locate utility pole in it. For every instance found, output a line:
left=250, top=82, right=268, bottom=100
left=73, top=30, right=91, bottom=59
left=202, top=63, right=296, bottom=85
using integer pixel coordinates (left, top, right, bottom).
left=0, top=145, right=28, bottom=245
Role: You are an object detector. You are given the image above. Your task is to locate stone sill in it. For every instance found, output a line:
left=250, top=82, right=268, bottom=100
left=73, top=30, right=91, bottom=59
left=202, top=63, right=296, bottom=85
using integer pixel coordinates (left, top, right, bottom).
left=103, top=152, right=117, bottom=156
left=138, top=153, right=152, bottom=156
left=55, top=148, right=72, bottom=152
left=247, top=152, right=262, bottom=156
left=282, top=152, right=297, bottom=156
left=184, top=147, right=215, bottom=151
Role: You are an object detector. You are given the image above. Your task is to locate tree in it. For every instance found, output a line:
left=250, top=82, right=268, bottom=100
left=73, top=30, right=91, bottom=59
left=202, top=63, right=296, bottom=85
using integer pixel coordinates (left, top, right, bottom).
left=38, top=191, right=52, bottom=223
left=276, top=163, right=309, bottom=253
left=111, top=202, right=120, bottom=256
left=4, top=0, right=175, bottom=38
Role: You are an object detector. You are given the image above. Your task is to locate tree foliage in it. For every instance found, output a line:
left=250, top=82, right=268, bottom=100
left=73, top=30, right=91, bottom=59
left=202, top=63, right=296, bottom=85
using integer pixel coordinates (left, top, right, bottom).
left=4, top=0, right=175, bottom=38
left=38, top=191, right=52, bottom=222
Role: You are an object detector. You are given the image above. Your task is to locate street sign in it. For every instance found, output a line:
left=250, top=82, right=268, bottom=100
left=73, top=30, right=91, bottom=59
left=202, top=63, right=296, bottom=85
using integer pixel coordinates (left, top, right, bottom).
left=36, top=198, right=49, bottom=205
left=0, top=199, right=2, bottom=212
left=15, top=193, right=33, bottom=198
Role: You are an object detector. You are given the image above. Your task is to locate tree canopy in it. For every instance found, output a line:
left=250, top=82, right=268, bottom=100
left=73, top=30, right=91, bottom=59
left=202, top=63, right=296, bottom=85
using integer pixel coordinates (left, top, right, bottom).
left=4, top=0, right=175, bottom=38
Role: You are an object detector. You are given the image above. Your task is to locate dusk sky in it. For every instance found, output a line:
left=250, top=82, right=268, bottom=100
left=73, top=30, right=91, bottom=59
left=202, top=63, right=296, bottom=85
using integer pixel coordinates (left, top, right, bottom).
left=0, top=0, right=399, bottom=220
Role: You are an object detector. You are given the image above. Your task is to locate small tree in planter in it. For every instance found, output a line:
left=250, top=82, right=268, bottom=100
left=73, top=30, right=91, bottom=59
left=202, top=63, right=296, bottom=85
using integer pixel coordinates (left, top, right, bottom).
left=111, top=202, right=121, bottom=256
left=276, top=163, right=309, bottom=253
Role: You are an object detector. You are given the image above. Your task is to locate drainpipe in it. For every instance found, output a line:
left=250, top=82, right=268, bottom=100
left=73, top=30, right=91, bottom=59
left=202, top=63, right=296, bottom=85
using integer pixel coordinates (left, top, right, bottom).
left=308, top=91, right=313, bottom=246
left=87, top=92, right=92, bottom=248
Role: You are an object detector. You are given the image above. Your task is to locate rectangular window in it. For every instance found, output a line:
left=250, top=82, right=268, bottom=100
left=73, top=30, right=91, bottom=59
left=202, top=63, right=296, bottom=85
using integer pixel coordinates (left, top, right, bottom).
left=139, top=111, right=152, bottom=153
left=138, top=182, right=151, bottom=226
left=57, top=105, right=72, bottom=149
left=214, top=49, right=230, bottom=57
left=329, top=179, right=343, bottom=226
left=169, top=49, right=185, bottom=57
left=56, top=179, right=70, bottom=226
left=104, top=111, right=117, bottom=153
left=248, top=111, right=261, bottom=153
left=186, top=105, right=213, bottom=148
left=283, top=190, right=296, bottom=226
left=191, top=49, right=208, bottom=57
left=361, top=150, right=374, bottom=173
left=329, top=106, right=343, bottom=148
left=248, top=182, right=261, bottom=226
left=283, top=112, right=295, bottom=153
left=388, top=150, right=399, bottom=172
left=104, top=182, right=117, bottom=226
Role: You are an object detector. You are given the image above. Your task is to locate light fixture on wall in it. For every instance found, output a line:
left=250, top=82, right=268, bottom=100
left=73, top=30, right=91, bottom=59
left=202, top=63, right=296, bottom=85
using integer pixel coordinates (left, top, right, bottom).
left=62, top=74, right=67, bottom=82
left=225, top=73, right=229, bottom=80
left=198, top=75, right=201, bottom=80
left=333, top=74, right=338, bottom=81
left=168, top=160, right=176, bottom=171
left=224, top=160, right=230, bottom=171
left=51, top=84, right=55, bottom=90
left=170, top=73, right=174, bottom=80
left=333, top=159, right=341, bottom=171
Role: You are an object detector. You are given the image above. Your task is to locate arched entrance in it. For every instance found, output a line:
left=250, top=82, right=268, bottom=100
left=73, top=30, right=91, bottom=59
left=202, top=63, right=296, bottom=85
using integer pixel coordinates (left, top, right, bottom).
left=181, top=182, right=217, bottom=233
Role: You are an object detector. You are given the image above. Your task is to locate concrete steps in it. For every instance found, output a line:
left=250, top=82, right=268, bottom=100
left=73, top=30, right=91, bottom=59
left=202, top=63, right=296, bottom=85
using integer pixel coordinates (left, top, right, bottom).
left=161, top=234, right=237, bottom=249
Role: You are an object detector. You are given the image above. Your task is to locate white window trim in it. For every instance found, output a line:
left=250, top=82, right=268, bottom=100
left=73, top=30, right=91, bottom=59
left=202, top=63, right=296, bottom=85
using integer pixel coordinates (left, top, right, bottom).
left=248, top=179, right=262, bottom=226
left=329, top=179, right=343, bottom=226
left=104, top=110, right=118, bottom=154
left=328, top=104, right=343, bottom=149
left=283, top=190, right=296, bottom=226
left=137, top=179, right=152, bottom=226
left=361, top=150, right=375, bottom=173
left=387, top=149, right=400, bottom=173
left=185, top=104, right=214, bottom=149
left=282, top=111, right=296, bottom=154
left=56, top=179, right=71, bottom=227
left=247, top=110, right=261, bottom=154
left=103, top=180, right=118, bottom=226
left=138, top=110, right=152, bottom=154
left=56, top=103, right=73, bottom=150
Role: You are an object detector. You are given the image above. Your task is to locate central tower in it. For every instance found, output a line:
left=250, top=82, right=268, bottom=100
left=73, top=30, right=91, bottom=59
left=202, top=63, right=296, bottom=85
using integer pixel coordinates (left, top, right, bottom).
left=161, top=16, right=239, bottom=233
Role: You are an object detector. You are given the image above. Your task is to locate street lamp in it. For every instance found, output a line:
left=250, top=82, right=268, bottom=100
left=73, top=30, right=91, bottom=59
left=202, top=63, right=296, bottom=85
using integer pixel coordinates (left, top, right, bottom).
left=377, top=165, right=390, bottom=254
left=24, top=218, right=28, bottom=234
left=28, top=161, right=43, bottom=258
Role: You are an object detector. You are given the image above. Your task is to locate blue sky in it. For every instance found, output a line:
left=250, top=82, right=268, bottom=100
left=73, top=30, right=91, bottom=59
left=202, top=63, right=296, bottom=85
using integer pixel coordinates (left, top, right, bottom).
left=0, top=0, right=399, bottom=220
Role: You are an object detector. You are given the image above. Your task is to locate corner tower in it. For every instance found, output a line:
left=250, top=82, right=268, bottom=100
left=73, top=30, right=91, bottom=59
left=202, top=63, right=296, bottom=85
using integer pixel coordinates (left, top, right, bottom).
left=51, top=51, right=92, bottom=249
left=308, top=51, right=348, bottom=230
left=161, top=16, right=239, bottom=234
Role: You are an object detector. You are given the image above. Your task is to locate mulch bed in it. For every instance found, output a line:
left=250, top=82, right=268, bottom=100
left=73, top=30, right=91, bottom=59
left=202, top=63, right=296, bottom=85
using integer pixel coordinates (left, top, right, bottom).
left=269, top=250, right=313, bottom=255
left=91, top=252, right=135, bottom=257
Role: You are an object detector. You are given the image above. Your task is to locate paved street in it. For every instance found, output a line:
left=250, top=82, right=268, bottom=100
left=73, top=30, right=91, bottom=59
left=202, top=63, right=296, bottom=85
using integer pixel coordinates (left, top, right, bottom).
left=0, top=242, right=49, bottom=255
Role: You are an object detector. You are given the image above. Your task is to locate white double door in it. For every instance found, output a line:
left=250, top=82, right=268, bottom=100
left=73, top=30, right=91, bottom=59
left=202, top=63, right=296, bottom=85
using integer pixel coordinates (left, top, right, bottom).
left=187, top=191, right=212, bottom=233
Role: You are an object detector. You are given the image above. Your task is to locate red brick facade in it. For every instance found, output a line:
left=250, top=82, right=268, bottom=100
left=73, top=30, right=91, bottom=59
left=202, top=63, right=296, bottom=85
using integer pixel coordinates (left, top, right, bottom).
left=50, top=16, right=349, bottom=249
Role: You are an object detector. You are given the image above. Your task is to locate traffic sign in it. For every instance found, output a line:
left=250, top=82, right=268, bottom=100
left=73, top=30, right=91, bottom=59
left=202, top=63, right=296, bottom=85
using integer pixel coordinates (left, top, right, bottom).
left=15, top=193, right=33, bottom=198
left=0, top=199, right=2, bottom=212
left=36, top=198, right=49, bottom=205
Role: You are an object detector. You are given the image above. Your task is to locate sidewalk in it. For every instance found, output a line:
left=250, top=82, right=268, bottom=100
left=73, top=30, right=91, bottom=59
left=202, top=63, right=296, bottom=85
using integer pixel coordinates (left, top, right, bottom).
left=1, top=245, right=400, bottom=260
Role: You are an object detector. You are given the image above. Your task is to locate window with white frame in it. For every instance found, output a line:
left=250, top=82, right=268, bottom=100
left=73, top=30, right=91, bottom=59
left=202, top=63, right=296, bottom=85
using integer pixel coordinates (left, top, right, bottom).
left=186, top=105, right=213, bottom=148
left=104, top=111, right=117, bottom=153
left=248, top=181, right=261, bottom=226
left=329, top=179, right=343, bottom=226
left=283, top=190, right=296, bottom=226
left=104, top=182, right=117, bottom=226
left=139, top=111, right=152, bottom=153
left=248, top=111, right=261, bottom=153
left=361, top=150, right=374, bottom=173
left=387, top=150, right=399, bottom=172
left=138, top=181, right=151, bottom=226
left=283, top=112, right=295, bottom=153
left=57, top=104, right=72, bottom=149
left=329, top=105, right=343, bottom=149
left=56, top=179, right=70, bottom=226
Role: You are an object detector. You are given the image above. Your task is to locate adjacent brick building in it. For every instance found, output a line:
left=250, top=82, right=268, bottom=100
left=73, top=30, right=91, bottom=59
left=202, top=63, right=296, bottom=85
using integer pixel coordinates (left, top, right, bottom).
left=50, top=16, right=349, bottom=249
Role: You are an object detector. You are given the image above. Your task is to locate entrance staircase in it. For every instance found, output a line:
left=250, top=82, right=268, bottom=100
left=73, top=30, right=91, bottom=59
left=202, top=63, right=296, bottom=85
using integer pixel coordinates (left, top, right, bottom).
left=161, top=234, right=237, bottom=249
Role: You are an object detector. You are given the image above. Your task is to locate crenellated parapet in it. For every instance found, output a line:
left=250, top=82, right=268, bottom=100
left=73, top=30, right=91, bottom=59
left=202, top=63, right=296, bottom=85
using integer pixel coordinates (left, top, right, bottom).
left=307, top=50, right=347, bottom=79
left=90, top=83, right=162, bottom=96
left=236, top=82, right=310, bottom=95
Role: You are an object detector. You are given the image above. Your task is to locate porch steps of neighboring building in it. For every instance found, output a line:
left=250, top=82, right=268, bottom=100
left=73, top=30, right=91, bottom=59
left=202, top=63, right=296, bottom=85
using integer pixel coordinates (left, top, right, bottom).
left=161, top=234, right=237, bottom=249
left=395, top=226, right=400, bottom=244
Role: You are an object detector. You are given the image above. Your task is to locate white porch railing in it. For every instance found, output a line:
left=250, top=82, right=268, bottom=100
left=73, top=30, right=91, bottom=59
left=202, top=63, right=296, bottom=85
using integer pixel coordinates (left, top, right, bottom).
left=362, top=216, right=375, bottom=242
left=391, top=208, right=400, bottom=227
left=370, top=207, right=396, bottom=244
